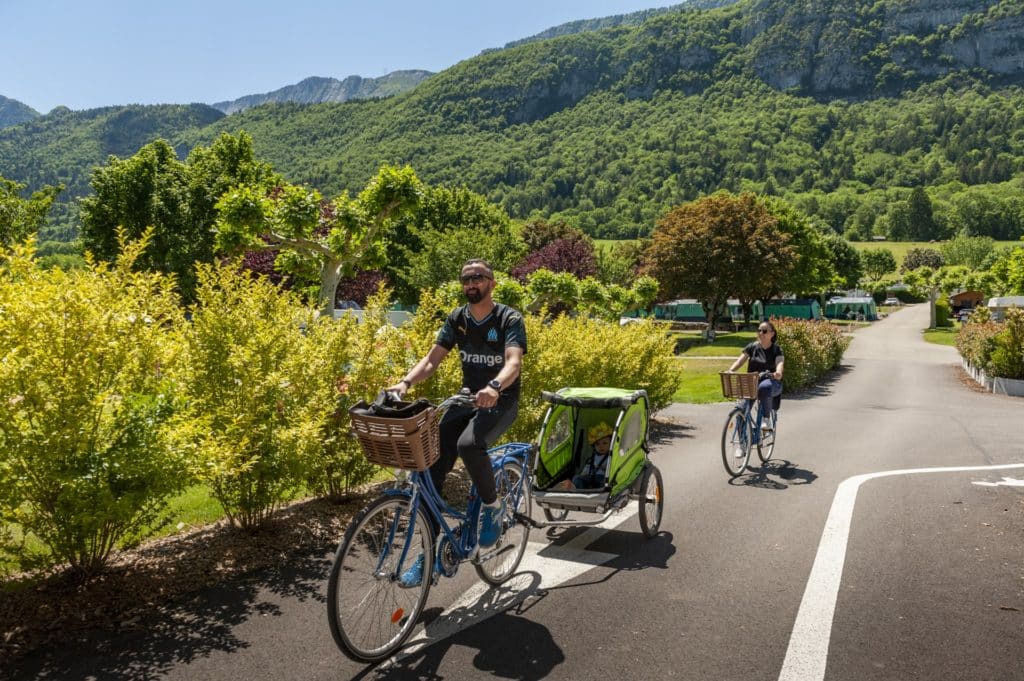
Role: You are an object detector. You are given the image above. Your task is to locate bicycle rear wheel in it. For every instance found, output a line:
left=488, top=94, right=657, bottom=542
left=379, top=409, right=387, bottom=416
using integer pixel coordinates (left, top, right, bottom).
left=757, top=409, right=777, bottom=463
left=327, top=495, right=433, bottom=662
left=721, top=407, right=751, bottom=478
left=475, top=460, right=531, bottom=586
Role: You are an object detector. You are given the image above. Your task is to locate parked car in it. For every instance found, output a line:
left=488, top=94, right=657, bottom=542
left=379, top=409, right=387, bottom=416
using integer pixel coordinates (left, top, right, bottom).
left=883, top=297, right=901, bottom=306
left=957, top=309, right=972, bottom=323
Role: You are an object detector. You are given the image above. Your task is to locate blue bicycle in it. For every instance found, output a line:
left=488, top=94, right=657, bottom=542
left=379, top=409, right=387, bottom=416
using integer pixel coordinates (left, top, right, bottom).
left=719, top=371, right=778, bottom=478
left=327, top=390, right=533, bottom=662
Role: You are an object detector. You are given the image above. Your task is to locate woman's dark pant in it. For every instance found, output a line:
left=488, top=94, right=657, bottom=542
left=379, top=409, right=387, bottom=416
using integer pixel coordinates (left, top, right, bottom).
left=756, top=378, right=782, bottom=429
left=430, top=394, right=519, bottom=505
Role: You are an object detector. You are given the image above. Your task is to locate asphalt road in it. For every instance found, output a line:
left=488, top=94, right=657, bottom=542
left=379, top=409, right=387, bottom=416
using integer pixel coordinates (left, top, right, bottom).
left=7, top=304, right=1024, bottom=681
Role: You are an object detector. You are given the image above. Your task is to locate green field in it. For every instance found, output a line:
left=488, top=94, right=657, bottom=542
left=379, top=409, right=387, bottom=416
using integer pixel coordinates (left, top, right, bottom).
left=849, top=240, right=1020, bottom=263
left=672, top=358, right=735, bottom=404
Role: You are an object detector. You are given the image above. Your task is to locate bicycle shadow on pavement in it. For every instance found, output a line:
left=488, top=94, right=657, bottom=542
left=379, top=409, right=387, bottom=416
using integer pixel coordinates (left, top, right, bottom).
left=4, top=546, right=333, bottom=681
left=731, top=459, right=818, bottom=490
left=361, top=571, right=565, bottom=681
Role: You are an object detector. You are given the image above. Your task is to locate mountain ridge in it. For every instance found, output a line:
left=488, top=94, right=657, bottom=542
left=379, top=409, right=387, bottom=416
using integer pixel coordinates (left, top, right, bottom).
left=0, top=95, right=41, bottom=130
left=211, top=71, right=434, bottom=114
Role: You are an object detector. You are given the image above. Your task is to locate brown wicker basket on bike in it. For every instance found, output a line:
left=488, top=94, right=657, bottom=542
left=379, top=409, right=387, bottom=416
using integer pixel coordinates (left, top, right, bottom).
left=348, top=403, right=440, bottom=470
left=719, top=372, right=759, bottom=400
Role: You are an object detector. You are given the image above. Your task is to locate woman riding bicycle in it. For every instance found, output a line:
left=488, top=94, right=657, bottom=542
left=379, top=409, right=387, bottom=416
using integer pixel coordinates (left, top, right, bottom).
left=727, top=320, right=784, bottom=436
left=386, top=259, right=527, bottom=565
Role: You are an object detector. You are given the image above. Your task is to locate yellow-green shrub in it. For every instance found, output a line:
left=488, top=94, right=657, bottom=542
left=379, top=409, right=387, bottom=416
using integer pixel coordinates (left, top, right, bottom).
left=0, top=236, right=186, bottom=575
left=175, top=262, right=324, bottom=529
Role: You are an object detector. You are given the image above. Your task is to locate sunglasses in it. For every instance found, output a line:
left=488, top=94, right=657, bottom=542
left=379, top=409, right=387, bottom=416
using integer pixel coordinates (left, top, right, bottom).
left=758, top=329, right=770, bottom=334
left=459, top=273, right=491, bottom=284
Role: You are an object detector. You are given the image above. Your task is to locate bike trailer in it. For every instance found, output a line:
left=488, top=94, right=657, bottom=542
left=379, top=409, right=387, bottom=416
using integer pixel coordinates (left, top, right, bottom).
left=532, top=387, right=650, bottom=516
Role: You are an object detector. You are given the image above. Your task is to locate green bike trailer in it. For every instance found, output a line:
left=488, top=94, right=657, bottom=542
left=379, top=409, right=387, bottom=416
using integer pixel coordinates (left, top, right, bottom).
left=531, top=387, right=662, bottom=533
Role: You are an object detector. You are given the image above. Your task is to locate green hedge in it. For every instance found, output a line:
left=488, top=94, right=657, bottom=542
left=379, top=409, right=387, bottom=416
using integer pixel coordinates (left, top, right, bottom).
left=773, top=317, right=850, bottom=392
left=958, top=308, right=1024, bottom=380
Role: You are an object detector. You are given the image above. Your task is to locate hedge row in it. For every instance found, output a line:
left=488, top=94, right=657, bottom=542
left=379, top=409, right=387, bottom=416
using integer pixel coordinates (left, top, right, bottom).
left=956, top=307, right=1024, bottom=380
left=773, top=317, right=850, bottom=391
left=0, top=240, right=681, bottom=576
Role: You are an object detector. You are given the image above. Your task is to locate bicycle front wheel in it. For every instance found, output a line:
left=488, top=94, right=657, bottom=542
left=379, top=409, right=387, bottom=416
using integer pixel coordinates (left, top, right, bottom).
left=327, top=495, right=434, bottom=662
left=757, top=410, right=777, bottom=463
left=475, top=460, right=531, bottom=586
left=721, top=407, right=751, bottom=478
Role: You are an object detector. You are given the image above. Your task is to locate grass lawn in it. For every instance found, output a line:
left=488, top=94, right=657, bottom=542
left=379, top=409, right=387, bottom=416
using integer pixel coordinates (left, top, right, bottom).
left=673, top=330, right=755, bottom=356
left=673, top=358, right=735, bottom=403
left=923, top=326, right=958, bottom=346
left=849, top=240, right=1020, bottom=264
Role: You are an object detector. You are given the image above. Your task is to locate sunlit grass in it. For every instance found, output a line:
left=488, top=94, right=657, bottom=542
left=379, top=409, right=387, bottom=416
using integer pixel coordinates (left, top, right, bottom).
left=923, top=326, right=958, bottom=346
left=672, top=358, right=735, bottom=403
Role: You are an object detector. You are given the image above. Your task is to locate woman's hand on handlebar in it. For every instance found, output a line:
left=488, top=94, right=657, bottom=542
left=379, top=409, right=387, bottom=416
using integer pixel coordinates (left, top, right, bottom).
left=384, top=380, right=409, bottom=398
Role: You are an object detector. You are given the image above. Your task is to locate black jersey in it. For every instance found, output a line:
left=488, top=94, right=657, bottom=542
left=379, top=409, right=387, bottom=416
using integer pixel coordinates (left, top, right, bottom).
left=742, top=340, right=784, bottom=374
left=436, top=303, right=527, bottom=396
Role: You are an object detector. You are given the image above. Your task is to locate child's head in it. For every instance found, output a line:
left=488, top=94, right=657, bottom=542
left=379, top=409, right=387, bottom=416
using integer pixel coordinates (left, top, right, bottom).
left=588, top=422, right=613, bottom=453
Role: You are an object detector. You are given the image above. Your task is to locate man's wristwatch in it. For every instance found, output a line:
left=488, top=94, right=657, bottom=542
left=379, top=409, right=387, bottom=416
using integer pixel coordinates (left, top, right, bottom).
left=487, top=379, right=502, bottom=392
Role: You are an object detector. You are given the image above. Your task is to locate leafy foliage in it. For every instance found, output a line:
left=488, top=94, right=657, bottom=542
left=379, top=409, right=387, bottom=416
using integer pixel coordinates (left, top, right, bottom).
left=0, top=175, right=61, bottom=248
left=511, top=235, right=597, bottom=281
left=0, top=233, right=186, bottom=575
left=773, top=317, right=850, bottom=392
left=859, top=248, right=897, bottom=282
left=901, top=247, right=944, bottom=272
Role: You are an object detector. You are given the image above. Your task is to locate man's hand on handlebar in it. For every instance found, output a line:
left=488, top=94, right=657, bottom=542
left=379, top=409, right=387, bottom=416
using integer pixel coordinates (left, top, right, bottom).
left=384, top=380, right=409, bottom=398
left=475, top=385, right=499, bottom=409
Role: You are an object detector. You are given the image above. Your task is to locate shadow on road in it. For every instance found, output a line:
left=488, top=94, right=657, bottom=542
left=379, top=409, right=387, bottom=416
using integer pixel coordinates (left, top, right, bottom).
left=5, top=547, right=332, bottom=681
left=730, top=459, right=818, bottom=490
left=783, top=365, right=850, bottom=401
left=358, top=533, right=676, bottom=680
left=649, top=418, right=697, bottom=446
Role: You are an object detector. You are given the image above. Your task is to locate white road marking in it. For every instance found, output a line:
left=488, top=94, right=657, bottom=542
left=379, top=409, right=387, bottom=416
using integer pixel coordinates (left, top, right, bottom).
left=387, top=507, right=638, bottom=664
left=778, top=463, right=1024, bottom=681
left=973, top=476, right=1024, bottom=488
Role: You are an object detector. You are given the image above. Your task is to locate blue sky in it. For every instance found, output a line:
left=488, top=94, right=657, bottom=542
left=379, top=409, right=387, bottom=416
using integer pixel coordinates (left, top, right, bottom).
left=1, top=1, right=672, bottom=113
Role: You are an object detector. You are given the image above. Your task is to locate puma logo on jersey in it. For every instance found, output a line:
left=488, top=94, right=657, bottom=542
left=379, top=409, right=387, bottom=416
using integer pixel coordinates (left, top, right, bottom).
left=460, top=350, right=503, bottom=367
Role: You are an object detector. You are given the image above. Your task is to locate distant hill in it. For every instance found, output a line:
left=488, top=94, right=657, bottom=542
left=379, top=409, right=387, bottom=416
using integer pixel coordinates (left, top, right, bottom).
left=211, top=72, right=434, bottom=114
left=4, top=0, right=1024, bottom=243
left=0, top=104, right=224, bottom=239
left=0, top=95, right=40, bottom=129
left=500, top=0, right=737, bottom=48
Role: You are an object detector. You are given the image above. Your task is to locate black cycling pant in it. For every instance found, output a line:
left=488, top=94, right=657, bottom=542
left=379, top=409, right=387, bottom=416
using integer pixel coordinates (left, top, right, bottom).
left=430, top=393, right=519, bottom=505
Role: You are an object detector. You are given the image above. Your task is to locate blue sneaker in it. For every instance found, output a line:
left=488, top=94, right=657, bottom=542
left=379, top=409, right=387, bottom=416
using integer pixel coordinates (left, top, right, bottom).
left=478, top=500, right=506, bottom=548
left=398, top=554, right=425, bottom=588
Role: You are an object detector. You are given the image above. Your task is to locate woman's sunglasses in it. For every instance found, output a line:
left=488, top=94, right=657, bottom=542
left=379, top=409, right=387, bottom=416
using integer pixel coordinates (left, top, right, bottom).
left=459, top=273, right=491, bottom=284
left=758, top=328, right=770, bottom=334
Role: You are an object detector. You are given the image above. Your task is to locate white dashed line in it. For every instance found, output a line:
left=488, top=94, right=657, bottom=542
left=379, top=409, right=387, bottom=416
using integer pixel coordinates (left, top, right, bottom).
left=778, top=463, right=1024, bottom=681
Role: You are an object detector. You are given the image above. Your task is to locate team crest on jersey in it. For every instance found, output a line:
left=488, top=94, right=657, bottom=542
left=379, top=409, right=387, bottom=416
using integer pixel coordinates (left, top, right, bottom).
left=487, top=328, right=498, bottom=342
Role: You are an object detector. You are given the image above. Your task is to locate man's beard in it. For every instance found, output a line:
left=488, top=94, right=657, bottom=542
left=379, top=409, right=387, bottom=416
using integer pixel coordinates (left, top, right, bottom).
left=465, top=289, right=484, bottom=304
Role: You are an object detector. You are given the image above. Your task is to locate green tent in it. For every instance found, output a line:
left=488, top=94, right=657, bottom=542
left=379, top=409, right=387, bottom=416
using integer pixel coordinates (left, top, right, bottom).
left=825, top=296, right=877, bottom=321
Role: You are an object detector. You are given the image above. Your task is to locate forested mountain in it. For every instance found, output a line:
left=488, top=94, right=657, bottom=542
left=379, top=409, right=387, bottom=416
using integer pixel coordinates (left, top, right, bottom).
left=211, top=72, right=434, bottom=114
left=3, top=0, right=1024, bottom=242
left=0, top=104, right=224, bottom=239
left=500, top=0, right=736, bottom=49
left=0, top=95, right=40, bottom=129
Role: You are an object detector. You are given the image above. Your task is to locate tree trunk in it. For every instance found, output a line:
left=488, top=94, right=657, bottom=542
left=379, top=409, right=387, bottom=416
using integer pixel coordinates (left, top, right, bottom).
left=319, top=257, right=343, bottom=316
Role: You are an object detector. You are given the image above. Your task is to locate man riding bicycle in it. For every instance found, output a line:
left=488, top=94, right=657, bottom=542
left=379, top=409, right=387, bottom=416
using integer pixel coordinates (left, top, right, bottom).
left=387, top=259, right=527, bottom=577
left=727, top=320, right=784, bottom=437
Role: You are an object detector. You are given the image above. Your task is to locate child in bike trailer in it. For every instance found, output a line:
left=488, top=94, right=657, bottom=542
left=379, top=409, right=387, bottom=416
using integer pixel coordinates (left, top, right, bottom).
left=727, top=320, right=784, bottom=438
left=387, top=259, right=526, bottom=585
left=554, top=421, right=614, bottom=491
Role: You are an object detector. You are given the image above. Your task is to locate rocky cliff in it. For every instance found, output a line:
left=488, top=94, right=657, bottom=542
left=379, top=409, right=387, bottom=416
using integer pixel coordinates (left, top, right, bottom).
left=211, top=71, right=433, bottom=115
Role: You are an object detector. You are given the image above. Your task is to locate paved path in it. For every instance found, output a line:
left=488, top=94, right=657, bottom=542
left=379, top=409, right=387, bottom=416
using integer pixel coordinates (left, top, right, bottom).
left=7, top=304, right=1023, bottom=681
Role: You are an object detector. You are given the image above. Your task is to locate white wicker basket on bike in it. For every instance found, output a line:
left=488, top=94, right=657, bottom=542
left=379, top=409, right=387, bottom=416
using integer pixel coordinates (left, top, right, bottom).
left=719, top=372, right=759, bottom=399
left=348, top=404, right=440, bottom=470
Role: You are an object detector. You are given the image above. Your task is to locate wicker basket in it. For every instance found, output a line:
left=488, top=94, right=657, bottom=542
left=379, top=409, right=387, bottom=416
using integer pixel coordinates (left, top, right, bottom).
left=720, top=372, right=759, bottom=399
left=349, top=403, right=440, bottom=470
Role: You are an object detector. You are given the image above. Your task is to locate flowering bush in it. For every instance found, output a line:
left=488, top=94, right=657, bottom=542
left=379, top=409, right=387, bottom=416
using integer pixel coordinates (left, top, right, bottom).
left=956, top=320, right=1002, bottom=371
left=773, top=317, right=849, bottom=391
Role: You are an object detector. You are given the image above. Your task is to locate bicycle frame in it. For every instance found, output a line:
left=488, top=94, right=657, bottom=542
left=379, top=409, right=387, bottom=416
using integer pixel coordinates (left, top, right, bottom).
left=382, top=442, right=531, bottom=580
